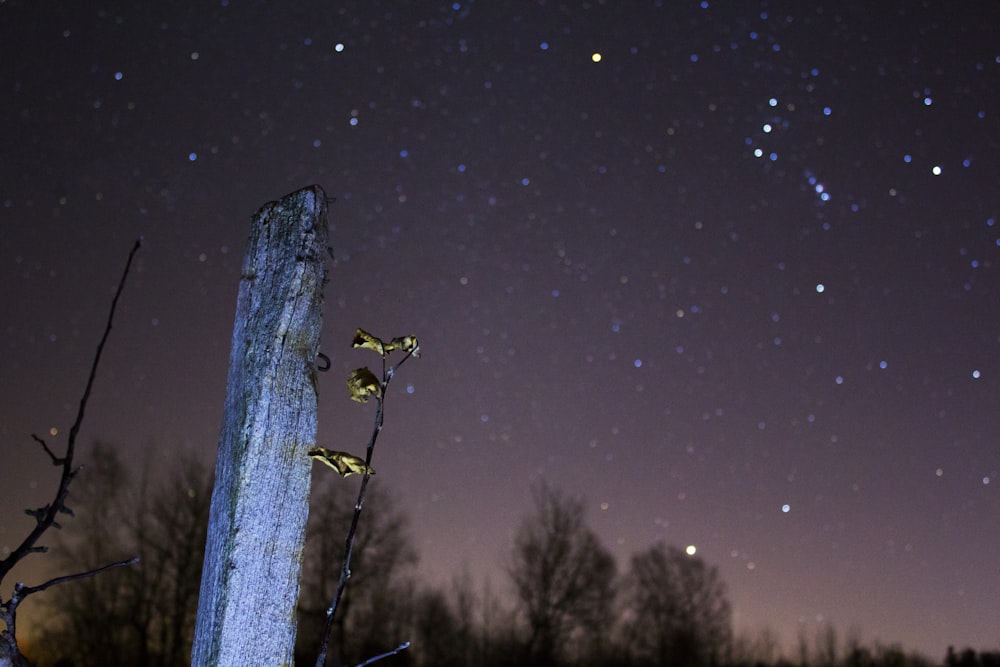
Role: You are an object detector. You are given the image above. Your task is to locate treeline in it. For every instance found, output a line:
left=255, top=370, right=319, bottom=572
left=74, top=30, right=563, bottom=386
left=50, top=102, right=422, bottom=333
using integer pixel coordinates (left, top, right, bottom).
left=23, top=442, right=994, bottom=667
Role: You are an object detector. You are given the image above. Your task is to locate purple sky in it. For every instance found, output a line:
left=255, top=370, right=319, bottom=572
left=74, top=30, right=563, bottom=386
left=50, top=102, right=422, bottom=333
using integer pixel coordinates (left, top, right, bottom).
left=2, top=1, right=999, bottom=659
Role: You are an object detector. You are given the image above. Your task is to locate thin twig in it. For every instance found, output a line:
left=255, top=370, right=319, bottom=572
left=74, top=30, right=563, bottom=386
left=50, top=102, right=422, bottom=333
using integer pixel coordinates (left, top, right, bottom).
left=1, top=557, right=138, bottom=657
left=66, top=237, right=143, bottom=468
left=31, top=434, right=63, bottom=464
left=352, top=641, right=411, bottom=667
left=314, top=397, right=382, bottom=667
left=314, top=346, right=416, bottom=667
left=14, top=556, right=139, bottom=599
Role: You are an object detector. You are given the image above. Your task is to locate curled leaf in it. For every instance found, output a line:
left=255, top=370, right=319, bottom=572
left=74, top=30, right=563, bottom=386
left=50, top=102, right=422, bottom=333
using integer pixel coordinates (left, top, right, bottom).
left=388, top=335, right=420, bottom=357
left=347, top=367, right=382, bottom=403
left=352, top=328, right=386, bottom=355
left=308, top=447, right=375, bottom=476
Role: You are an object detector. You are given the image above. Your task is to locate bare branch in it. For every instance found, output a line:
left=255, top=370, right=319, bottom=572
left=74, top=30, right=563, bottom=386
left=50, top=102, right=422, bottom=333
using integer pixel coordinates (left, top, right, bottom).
left=31, top=434, right=62, bottom=464
left=66, top=237, right=142, bottom=461
left=0, top=238, right=141, bottom=665
left=14, top=557, right=139, bottom=601
left=1, top=557, right=138, bottom=660
left=352, top=641, right=410, bottom=667
left=23, top=507, right=49, bottom=525
left=0, top=237, right=140, bottom=583
left=314, top=334, right=416, bottom=667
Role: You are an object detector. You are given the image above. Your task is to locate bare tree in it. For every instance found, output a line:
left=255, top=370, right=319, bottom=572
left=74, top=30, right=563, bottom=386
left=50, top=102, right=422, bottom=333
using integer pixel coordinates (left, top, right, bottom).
left=507, top=482, right=616, bottom=667
left=731, top=626, right=781, bottom=667
left=143, top=452, right=213, bottom=665
left=32, top=443, right=138, bottom=666
left=446, top=570, right=487, bottom=666
left=844, top=626, right=875, bottom=667
left=405, top=571, right=492, bottom=667
left=33, top=443, right=212, bottom=667
left=814, top=622, right=838, bottom=667
left=410, top=589, right=462, bottom=667
left=621, top=542, right=732, bottom=667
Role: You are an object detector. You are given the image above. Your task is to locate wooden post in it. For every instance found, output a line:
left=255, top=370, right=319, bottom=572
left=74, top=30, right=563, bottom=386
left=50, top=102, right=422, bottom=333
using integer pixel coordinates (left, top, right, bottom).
left=191, top=185, right=328, bottom=666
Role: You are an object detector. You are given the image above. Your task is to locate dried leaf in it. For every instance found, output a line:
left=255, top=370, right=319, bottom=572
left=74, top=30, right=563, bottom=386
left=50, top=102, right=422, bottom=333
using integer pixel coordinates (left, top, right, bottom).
left=308, top=447, right=375, bottom=476
left=388, top=335, right=420, bottom=357
left=352, top=328, right=386, bottom=355
left=347, top=367, right=382, bottom=403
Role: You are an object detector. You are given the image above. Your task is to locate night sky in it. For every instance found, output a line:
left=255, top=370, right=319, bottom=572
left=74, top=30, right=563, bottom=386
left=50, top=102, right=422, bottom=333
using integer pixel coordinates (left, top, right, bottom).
left=3, top=0, right=999, bottom=659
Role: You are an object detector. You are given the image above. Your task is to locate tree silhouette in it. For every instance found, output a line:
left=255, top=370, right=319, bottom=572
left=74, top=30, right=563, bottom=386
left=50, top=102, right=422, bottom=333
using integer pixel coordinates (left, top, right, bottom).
left=411, top=589, right=463, bottom=667
left=34, top=443, right=137, bottom=666
left=33, top=443, right=211, bottom=667
left=730, top=626, right=781, bottom=667
left=507, top=482, right=616, bottom=667
left=621, top=542, right=732, bottom=667
left=814, top=623, right=838, bottom=667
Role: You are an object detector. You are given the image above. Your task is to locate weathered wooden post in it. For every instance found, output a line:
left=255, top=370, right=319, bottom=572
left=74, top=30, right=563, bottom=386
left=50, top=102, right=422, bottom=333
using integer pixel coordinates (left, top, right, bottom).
left=191, top=185, right=328, bottom=666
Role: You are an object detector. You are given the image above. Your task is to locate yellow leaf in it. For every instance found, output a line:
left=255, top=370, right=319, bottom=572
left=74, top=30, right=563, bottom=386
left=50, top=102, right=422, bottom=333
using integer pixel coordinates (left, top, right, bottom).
left=347, top=367, right=381, bottom=403
left=308, top=447, right=375, bottom=476
left=388, top=335, right=420, bottom=357
left=352, top=328, right=386, bottom=355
